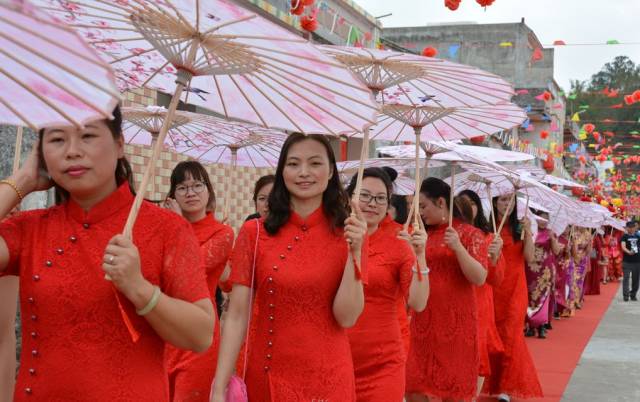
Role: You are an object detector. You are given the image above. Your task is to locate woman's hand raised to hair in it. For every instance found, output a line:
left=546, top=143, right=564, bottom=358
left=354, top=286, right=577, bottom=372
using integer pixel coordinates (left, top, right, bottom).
left=163, top=198, right=182, bottom=215
left=102, top=235, right=149, bottom=301
left=344, top=200, right=367, bottom=254
left=11, top=140, right=53, bottom=196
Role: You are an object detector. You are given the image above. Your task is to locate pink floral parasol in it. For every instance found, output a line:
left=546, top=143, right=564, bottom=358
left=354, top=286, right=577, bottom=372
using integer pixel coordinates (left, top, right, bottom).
left=320, top=45, right=518, bottom=220
left=0, top=0, right=120, bottom=130
left=36, top=0, right=377, bottom=135
left=318, top=46, right=515, bottom=106
left=446, top=162, right=583, bottom=234
left=378, top=143, right=535, bottom=163
left=123, top=106, right=285, bottom=168
left=122, top=105, right=286, bottom=219
left=35, top=0, right=378, bottom=238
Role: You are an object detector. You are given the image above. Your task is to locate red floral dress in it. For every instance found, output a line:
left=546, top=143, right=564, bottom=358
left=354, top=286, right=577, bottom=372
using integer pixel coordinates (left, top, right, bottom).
left=405, top=219, right=487, bottom=401
left=0, top=184, right=209, bottom=401
left=485, top=225, right=543, bottom=398
left=166, top=213, right=234, bottom=402
left=229, top=207, right=363, bottom=401
left=347, top=216, right=414, bottom=401
left=476, top=233, right=505, bottom=378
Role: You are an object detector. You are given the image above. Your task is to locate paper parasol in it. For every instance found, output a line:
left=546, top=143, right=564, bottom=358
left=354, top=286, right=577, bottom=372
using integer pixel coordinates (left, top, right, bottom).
left=0, top=0, right=119, bottom=129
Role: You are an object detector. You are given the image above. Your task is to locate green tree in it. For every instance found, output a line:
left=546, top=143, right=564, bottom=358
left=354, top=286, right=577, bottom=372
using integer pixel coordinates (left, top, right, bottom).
left=568, top=56, right=640, bottom=181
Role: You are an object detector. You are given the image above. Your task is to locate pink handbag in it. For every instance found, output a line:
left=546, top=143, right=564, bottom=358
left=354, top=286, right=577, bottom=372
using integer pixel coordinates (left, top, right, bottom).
left=210, top=219, right=259, bottom=402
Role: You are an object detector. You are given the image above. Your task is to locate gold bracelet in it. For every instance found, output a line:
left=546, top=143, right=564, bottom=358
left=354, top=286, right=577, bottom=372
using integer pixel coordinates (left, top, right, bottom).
left=136, top=286, right=161, bottom=316
left=0, top=179, right=24, bottom=201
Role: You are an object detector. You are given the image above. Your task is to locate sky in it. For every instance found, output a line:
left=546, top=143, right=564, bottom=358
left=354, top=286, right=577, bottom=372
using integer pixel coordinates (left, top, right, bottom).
left=355, top=0, right=640, bottom=92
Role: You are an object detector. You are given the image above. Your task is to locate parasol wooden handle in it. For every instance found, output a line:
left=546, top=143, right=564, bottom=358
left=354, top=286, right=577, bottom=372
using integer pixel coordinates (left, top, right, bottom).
left=12, top=126, right=23, bottom=175
left=404, top=198, right=415, bottom=232
left=121, top=41, right=198, bottom=240
left=352, top=128, right=371, bottom=208
left=497, top=192, right=516, bottom=235
left=223, top=148, right=238, bottom=223
left=486, top=183, right=497, bottom=234
left=413, top=127, right=423, bottom=227
left=449, top=164, right=456, bottom=228
left=521, top=191, right=530, bottom=240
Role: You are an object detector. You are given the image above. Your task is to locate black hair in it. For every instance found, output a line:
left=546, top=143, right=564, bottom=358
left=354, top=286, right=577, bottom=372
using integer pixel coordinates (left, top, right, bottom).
left=458, top=189, right=491, bottom=233
left=492, top=194, right=522, bottom=241
left=390, top=194, right=408, bottom=224
left=345, top=167, right=393, bottom=200
left=253, top=174, right=276, bottom=206
left=38, top=105, right=135, bottom=204
left=419, top=177, right=472, bottom=227
left=264, top=133, right=349, bottom=235
left=168, top=160, right=216, bottom=211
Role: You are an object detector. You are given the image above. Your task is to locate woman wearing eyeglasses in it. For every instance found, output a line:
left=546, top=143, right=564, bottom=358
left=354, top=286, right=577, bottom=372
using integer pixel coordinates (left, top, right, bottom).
left=345, top=168, right=430, bottom=401
left=164, top=161, right=234, bottom=402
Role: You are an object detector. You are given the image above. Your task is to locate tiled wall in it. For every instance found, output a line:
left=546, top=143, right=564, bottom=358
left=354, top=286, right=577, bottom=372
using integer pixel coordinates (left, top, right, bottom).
left=125, top=143, right=273, bottom=232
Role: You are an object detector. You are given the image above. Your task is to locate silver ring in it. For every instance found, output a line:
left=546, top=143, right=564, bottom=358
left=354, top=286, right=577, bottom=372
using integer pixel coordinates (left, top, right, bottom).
left=108, top=255, right=115, bottom=264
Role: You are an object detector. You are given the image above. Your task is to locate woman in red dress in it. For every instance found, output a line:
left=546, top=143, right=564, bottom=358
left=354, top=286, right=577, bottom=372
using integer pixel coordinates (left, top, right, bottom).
left=406, top=178, right=488, bottom=402
left=0, top=106, right=214, bottom=401
left=345, top=167, right=430, bottom=402
left=211, top=133, right=368, bottom=402
left=585, top=230, right=605, bottom=295
left=608, top=229, right=623, bottom=281
left=164, top=161, right=234, bottom=402
left=457, top=190, right=505, bottom=395
left=0, top=210, right=19, bottom=402
left=485, top=194, right=542, bottom=401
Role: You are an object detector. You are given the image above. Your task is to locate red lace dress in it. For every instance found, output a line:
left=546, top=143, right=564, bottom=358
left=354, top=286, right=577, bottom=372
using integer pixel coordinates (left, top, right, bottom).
left=229, top=207, right=363, bottom=401
left=476, top=233, right=505, bottom=378
left=166, top=213, right=234, bottom=402
left=347, top=216, right=413, bottom=401
left=405, top=219, right=487, bottom=401
left=0, top=184, right=209, bottom=402
left=485, top=225, right=543, bottom=398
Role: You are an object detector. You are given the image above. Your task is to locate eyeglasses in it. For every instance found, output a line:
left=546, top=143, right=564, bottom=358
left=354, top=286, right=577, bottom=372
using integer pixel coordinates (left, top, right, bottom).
left=359, top=192, right=388, bottom=206
left=175, top=182, right=207, bottom=196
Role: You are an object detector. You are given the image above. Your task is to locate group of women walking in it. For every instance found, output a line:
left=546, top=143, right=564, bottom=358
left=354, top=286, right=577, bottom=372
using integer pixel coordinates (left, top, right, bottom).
left=0, top=107, right=624, bottom=401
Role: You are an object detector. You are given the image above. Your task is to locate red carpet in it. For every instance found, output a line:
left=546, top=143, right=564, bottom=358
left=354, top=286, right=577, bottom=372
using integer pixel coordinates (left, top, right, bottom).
left=480, top=281, right=619, bottom=402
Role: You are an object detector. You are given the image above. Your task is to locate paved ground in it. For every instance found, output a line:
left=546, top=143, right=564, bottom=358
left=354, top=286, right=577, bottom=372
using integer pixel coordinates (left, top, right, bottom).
left=562, top=290, right=640, bottom=402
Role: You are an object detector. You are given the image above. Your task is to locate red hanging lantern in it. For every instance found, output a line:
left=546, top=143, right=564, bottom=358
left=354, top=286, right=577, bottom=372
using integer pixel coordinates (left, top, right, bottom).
left=571, top=187, right=584, bottom=197
left=300, top=14, right=318, bottom=32
left=469, top=135, right=485, bottom=144
left=422, top=47, right=438, bottom=57
left=540, top=130, right=549, bottom=139
left=445, top=0, right=461, bottom=11
left=624, top=95, right=635, bottom=105
left=542, top=91, right=552, bottom=102
left=476, top=0, right=495, bottom=6
left=633, top=90, right=640, bottom=102
left=579, top=155, right=587, bottom=164
left=290, top=0, right=305, bottom=15
left=583, top=123, right=595, bottom=134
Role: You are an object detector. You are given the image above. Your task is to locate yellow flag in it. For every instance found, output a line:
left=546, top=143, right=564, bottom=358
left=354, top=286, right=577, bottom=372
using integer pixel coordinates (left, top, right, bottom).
left=499, top=42, right=513, bottom=47
left=571, top=112, right=580, bottom=122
